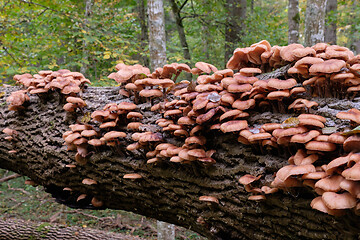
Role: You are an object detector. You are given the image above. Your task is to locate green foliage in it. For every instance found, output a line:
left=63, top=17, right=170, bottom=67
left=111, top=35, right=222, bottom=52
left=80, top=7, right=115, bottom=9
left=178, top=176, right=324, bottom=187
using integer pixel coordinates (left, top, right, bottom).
left=0, top=169, right=205, bottom=239
left=0, top=0, right=359, bottom=85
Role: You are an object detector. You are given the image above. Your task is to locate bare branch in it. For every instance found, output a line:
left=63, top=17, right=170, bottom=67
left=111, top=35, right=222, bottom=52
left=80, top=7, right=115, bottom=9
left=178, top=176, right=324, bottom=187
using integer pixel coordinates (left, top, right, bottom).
left=0, top=173, right=21, bottom=183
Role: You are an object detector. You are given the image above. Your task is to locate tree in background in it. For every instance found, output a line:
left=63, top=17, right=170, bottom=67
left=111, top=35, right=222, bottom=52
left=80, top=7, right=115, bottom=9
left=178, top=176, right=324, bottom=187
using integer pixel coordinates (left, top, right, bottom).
left=325, top=0, right=337, bottom=45
left=80, top=0, right=93, bottom=77
left=148, top=1, right=175, bottom=239
left=1, top=0, right=360, bottom=84
left=224, top=0, right=247, bottom=63
left=304, top=0, right=327, bottom=46
left=148, top=0, right=167, bottom=71
left=288, top=0, right=299, bottom=44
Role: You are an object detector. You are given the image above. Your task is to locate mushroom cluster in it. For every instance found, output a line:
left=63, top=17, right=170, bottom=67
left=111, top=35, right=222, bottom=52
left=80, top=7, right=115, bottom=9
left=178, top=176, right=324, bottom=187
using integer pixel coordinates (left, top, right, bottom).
left=63, top=101, right=148, bottom=165
left=2, top=128, right=18, bottom=153
left=235, top=107, right=360, bottom=214
left=108, top=62, right=190, bottom=103
left=57, top=40, right=360, bottom=214
left=7, top=69, right=91, bottom=112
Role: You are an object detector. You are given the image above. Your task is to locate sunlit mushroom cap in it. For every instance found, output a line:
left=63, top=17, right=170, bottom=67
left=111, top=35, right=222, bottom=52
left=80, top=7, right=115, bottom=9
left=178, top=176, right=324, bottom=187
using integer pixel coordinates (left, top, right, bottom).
left=309, top=59, right=346, bottom=74
left=280, top=43, right=304, bottom=62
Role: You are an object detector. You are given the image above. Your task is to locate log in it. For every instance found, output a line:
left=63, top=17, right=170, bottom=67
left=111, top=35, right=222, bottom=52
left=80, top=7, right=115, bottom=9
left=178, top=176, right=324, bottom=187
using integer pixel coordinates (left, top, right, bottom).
left=0, top=85, right=359, bottom=240
left=0, top=218, right=144, bottom=239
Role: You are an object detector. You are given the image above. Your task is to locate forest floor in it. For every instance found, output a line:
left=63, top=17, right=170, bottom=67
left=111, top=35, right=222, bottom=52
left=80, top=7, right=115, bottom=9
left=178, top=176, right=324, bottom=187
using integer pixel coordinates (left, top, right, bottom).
left=0, top=169, right=205, bottom=240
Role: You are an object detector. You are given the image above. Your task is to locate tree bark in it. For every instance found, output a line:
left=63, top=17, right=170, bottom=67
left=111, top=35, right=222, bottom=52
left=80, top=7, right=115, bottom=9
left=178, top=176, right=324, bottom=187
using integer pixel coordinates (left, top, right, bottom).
left=137, top=0, right=149, bottom=67
left=304, top=0, right=327, bottom=47
left=324, top=0, right=337, bottom=45
left=0, top=218, right=144, bottom=239
left=148, top=0, right=167, bottom=70
left=148, top=0, right=173, bottom=237
left=288, top=0, right=299, bottom=44
left=1, top=85, right=360, bottom=240
left=224, top=0, right=247, bottom=65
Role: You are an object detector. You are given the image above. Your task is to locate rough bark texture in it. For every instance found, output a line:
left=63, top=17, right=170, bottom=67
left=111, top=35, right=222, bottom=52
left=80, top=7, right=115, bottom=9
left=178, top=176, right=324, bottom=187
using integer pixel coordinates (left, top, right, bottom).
left=1, top=85, right=360, bottom=239
left=325, top=0, right=337, bottom=45
left=224, top=0, right=247, bottom=64
left=304, top=0, right=327, bottom=47
left=0, top=218, right=144, bottom=240
left=288, top=0, right=299, bottom=44
left=148, top=0, right=167, bottom=71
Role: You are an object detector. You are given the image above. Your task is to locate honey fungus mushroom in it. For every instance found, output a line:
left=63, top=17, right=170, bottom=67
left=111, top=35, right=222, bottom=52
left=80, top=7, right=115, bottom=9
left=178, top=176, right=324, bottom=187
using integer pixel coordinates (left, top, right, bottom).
left=22, top=40, right=359, bottom=224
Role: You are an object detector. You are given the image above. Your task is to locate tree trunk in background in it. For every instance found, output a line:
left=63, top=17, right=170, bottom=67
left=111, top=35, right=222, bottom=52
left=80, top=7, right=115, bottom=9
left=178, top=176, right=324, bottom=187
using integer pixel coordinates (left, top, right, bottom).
left=169, top=0, right=191, bottom=80
left=324, top=0, right=337, bottom=45
left=288, top=0, right=299, bottom=44
left=138, top=0, right=149, bottom=67
left=0, top=218, right=144, bottom=240
left=1, top=85, right=360, bottom=240
left=224, top=0, right=247, bottom=65
left=304, top=0, right=327, bottom=47
left=148, top=0, right=167, bottom=71
left=80, top=0, right=92, bottom=76
left=148, top=0, right=174, bottom=238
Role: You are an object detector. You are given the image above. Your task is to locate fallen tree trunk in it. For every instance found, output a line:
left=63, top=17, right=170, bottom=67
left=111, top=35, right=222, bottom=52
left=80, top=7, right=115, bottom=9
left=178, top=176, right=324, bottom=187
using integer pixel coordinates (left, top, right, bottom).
left=0, top=85, right=359, bottom=240
left=0, top=218, right=144, bottom=240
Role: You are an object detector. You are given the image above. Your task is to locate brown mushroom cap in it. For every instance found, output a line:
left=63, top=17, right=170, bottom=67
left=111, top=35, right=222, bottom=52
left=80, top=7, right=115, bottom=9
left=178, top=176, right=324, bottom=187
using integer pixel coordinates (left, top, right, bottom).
left=336, top=108, right=360, bottom=124
left=82, top=178, right=97, bottom=185
left=103, top=131, right=126, bottom=141
left=325, top=155, right=350, bottom=175
left=290, top=130, right=321, bottom=144
left=309, top=59, right=346, bottom=74
left=123, top=173, right=142, bottom=179
left=88, top=139, right=104, bottom=146
left=115, top=103, right=136, bottom=112
left=310, top=196, right=345, bottom=216
left=322, top=192, right=357, bottom=209
left=267, top=78, right=297, bottom=90
left=199, top=196, right=219, bottom=204
left=2, top=128, right=18, bottom=136
left=342, top=162, right=360, bottom=181
left=315, top=175, right=344, bottom=192
left=220, top=120, right=248, bottom=133
left=66, top=97, right=86, bottom=107
left=343, top=135, right=360, bottom=152
left=305, top=141, right=336, bottom=152
left=239, top=174, right=261, bottom=185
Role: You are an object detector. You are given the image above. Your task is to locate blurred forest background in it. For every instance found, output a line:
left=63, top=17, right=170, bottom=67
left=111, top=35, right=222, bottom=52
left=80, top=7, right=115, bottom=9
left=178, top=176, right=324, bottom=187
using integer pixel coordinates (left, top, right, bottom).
left=0, top=0, right=359, bottom=86
left=0, top=0, right=360, bottom=239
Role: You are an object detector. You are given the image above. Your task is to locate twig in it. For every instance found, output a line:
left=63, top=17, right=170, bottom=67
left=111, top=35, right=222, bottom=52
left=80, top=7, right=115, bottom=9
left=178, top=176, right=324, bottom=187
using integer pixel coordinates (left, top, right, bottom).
left=179, top=0, right=188, bottom=11
left=63, top=210, right=101, bottom=219
left=0, top=173, right=21, bottom=183
left=1, top=46, right=23, bottom=68
left=7, top=183, right=31, bottom=195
